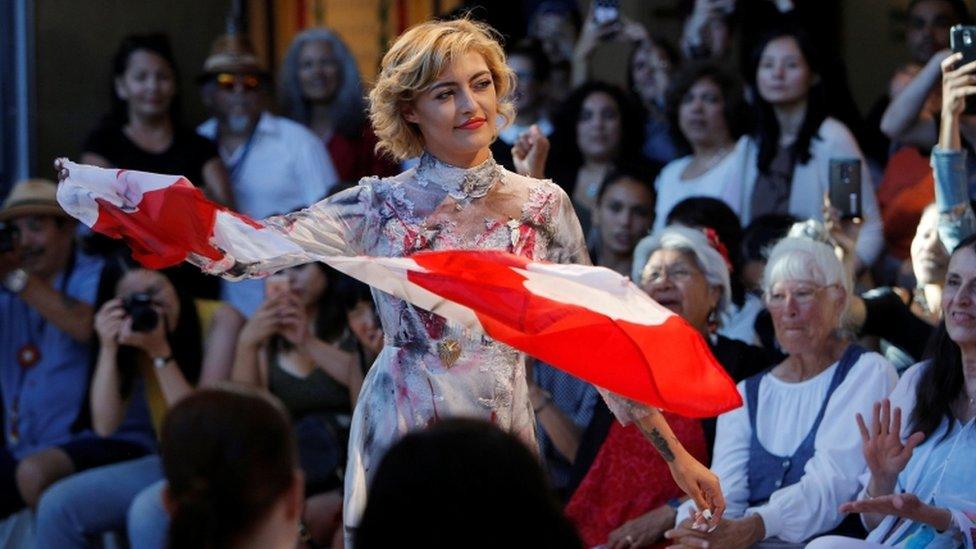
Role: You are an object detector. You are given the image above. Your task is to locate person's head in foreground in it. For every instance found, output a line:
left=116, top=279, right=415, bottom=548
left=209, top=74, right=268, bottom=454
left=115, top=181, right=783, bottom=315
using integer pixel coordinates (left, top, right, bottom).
left=161, top=384, right=302, bottom=549
left=368, top=17, right=516, bottom=166
left=355, top=418, right=582, bottom=549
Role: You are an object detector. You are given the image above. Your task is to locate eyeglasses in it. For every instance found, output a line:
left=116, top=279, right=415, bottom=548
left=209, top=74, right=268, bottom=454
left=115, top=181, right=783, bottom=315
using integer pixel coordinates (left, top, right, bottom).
left=215, top=73, right=261, bottom=92
left=641, top=265, right=701, bottom=285
left=764, top=283, right=837, bottom=309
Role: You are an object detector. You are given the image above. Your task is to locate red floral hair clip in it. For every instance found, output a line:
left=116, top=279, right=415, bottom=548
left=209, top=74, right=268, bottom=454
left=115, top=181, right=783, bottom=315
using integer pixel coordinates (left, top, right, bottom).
left=703, top=227, right=733, bottom=273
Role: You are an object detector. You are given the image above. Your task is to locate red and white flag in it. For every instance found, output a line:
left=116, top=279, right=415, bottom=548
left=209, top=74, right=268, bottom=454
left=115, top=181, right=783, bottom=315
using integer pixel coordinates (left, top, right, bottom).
left=57, top=161, right=741, bottom=417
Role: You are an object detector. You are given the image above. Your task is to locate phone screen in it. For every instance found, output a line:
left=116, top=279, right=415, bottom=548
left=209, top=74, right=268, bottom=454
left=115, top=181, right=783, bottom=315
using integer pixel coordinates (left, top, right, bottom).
left=829, top=159, right=862, bottom=220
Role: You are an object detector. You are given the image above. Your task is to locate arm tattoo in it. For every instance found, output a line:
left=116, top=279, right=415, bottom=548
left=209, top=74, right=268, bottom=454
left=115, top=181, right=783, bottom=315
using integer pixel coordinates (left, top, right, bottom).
left=649, top=428, right=676, bottom=462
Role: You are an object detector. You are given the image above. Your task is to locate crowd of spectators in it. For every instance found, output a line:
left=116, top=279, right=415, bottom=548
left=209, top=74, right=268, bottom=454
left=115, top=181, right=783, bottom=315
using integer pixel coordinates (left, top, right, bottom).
left=1, top=0, right=975, bottom=547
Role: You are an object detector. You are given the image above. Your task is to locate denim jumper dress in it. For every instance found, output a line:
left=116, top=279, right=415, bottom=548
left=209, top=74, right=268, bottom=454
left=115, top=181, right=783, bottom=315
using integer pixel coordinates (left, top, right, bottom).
left=745, top=345, right=865, bottom=506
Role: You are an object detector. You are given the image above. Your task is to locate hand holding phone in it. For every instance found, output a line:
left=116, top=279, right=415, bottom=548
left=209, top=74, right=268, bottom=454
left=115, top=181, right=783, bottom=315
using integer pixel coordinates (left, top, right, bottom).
left=950, top=25, right=976, bottom=115
left=828, top=158, right=863, bottom=221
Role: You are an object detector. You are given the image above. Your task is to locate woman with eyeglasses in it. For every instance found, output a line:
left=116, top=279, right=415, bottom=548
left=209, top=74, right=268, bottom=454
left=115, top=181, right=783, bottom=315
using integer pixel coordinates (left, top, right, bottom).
left=565, top=226, right=770, bottom=548
left=666, top=236, right=899, bottom=548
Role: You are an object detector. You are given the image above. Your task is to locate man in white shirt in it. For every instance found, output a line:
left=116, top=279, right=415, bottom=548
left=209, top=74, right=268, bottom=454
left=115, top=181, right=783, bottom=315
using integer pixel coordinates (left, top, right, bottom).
left=196, top=32, right=338, bottom=317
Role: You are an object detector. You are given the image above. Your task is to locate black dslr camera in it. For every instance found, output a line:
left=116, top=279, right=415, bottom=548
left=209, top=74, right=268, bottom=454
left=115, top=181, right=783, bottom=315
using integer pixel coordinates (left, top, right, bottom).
left=123, top=292, right=159, bottom=332
left=0, top=222, right=19, bottom=253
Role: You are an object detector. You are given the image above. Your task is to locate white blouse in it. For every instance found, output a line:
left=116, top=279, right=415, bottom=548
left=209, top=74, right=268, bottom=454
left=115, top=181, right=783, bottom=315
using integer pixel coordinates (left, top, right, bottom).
left=652, top=135, right=752, bottom=232
left=677, top=351, right=898, bottom=543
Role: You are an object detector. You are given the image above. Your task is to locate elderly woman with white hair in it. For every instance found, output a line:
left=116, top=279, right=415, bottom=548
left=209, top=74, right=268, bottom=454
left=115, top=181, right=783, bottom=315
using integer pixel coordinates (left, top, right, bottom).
left=666, top=236, right=900, bottom=548
left=279, top=27, right=398, bottom=181
left=568, top=226, right=772, bottom=548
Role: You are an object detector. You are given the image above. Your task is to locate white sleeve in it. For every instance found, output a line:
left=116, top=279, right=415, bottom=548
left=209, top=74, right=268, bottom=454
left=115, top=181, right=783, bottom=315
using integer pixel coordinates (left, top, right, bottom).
left=747, top=353, right=899, bottom=542
left=676, top=382, right=752, bottom=524
left=292, top=126, right=339, bottom=203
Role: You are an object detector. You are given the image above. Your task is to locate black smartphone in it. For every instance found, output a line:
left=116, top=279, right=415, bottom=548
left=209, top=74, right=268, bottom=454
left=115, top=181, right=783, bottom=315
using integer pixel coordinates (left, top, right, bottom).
left=829, top=159, right=862, bottom=220
left=950, top=24, right=976, bottom=114
left=593, top=0, right=620, bottom=25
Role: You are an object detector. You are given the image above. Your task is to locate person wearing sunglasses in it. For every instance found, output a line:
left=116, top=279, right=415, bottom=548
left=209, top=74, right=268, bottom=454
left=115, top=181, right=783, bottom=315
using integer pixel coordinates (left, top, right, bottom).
left=194, top=32, right=342, bottom=379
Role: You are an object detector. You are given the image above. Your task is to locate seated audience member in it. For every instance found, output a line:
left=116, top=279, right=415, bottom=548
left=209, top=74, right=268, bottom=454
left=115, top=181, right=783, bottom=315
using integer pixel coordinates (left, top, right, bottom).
left=81, top=33, right=233, bottom=301
left=847, top=205, right=945, bottom=364
left=548, top=81, right=646, bottom=237
left=161, top=385, right=303, bottom=549
left=0, top=179, right=152, bottom=520
left=742, top=28, right=883, bottom=272
left=667, top=236, right=898, bottom=547
left=36, top=266, right=211, bottom=547
left=664, top=197, right=761, bottom=346
left=123, top=276, right=384, bottom=549
left=197, top=31, right=338, bottom=320
left=356, top=418, right=582, bottom=549
left=808, top=233, right=976, bottom=548
left=565, top=226, right=770, bottom=548
left=491, top=39, right=554, bottom=173
left=233, top=263, right=357, bottom=493
left=528, top=165, right=655, bottom=499
left=278, top=28, right=398, bottom=182
left=653, top=62, right=752, bottom=232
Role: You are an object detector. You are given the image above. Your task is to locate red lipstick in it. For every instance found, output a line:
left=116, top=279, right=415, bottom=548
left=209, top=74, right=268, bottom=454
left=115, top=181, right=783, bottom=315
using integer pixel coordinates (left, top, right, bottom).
left=456, top=117, right=486, bottom=130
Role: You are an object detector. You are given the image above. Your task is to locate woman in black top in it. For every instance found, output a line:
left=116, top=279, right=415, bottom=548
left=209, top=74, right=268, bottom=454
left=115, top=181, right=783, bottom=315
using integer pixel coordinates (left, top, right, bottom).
left=81, top=34, right=232, bottom=206
left=81, top=34, right=234, bottom=298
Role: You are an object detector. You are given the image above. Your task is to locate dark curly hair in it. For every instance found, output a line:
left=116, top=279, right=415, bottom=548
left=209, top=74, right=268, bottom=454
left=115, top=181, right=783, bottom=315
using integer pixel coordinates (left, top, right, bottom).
left=548, top=81, right=646, bottom=196
left=665, top=61, right=751, bottom=156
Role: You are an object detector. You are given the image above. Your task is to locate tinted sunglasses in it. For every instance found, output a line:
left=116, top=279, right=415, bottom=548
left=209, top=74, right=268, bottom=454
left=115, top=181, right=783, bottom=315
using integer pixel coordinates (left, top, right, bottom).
left=215, top=73, right=261, bottom=91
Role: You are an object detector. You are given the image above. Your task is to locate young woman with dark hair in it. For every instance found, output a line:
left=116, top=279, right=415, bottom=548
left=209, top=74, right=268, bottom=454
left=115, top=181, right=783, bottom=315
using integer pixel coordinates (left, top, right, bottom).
left=233, top=262, right=358, bottom=493
left=35, top=267, right=215, bottom=548
left=741, top=28, right=883, bottom=272
left=548, top=81, right=646, bottom=234
left=80, top=34, right=233, bottom=299
left=81, top=34, right=232, bottom=207
left=808, top=233, right=976, bottom=548
left=162, top=385, right=303, bottom=549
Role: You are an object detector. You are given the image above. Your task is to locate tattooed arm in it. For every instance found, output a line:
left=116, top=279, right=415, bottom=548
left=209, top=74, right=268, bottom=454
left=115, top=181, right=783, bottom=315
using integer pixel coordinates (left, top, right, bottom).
left=636, top=409, right=725, bottom=526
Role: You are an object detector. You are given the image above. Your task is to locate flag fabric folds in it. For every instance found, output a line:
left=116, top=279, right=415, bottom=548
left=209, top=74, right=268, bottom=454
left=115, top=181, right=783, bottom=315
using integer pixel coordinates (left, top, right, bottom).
left=57, top=161, right=742, bottom=417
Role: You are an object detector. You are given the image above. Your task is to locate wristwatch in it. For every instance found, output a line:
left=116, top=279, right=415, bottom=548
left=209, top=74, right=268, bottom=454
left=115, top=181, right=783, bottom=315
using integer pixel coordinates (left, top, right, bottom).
left=3, top=269, right=28, bottom=294
left=153, top=355, right=174, bottom=370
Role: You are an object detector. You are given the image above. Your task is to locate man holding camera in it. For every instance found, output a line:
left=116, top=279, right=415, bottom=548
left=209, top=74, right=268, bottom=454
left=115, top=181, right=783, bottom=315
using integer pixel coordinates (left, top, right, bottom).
left=0, top=178, right=151, bottom=520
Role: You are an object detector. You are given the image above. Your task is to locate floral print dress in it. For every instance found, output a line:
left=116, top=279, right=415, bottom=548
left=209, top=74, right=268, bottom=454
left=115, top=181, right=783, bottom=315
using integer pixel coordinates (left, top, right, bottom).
left=195, top=153, right=592, bottom=530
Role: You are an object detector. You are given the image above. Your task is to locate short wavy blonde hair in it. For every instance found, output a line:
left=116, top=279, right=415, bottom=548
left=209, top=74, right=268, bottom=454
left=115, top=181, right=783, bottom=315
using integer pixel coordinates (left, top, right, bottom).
left=368, top=18, right=516, bottom=160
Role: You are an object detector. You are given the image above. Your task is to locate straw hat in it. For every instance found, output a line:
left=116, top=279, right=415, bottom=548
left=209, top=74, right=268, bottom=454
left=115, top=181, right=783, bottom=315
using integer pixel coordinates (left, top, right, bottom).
left=199, top=33, right=268, bottom=80
left=0, top=178, right=68, bottom=222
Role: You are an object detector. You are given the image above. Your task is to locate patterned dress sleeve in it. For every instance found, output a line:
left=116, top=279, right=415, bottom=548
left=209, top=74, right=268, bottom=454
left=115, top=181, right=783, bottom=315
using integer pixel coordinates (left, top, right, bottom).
left=188, top=178, right=377, bottom=279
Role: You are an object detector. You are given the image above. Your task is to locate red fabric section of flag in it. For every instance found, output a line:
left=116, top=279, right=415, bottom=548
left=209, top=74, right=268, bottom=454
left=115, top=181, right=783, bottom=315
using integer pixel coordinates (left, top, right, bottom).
left=407, top=250, right=742, bottom=417
left=91, top=178, right=223, bottom=269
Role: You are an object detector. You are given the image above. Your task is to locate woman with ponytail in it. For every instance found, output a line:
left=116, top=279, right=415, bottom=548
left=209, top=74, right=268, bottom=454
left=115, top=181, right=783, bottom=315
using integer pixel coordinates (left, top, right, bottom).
left=162, top=384, right=303, bottom=549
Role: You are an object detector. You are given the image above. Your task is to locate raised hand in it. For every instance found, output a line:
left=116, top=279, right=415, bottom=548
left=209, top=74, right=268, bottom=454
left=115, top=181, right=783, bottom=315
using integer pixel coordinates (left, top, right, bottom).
left=856, top=399, right=925, bottom=496
left=94, top=298, right=126, bottom=349
left=511, top=125, right=550, bottom=179
left=942, top=53, right=976, bottom=119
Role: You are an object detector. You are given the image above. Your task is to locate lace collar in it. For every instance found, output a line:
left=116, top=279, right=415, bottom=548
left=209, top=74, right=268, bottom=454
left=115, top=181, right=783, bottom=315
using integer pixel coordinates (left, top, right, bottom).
left=414, top=152, right=501, bottom=207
